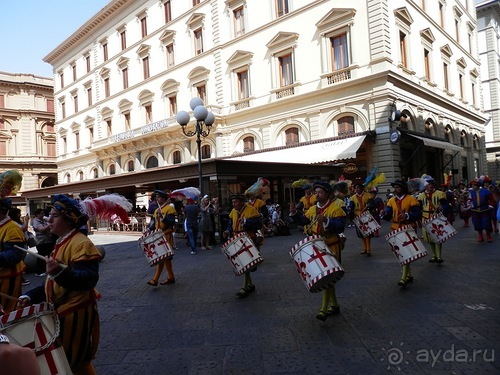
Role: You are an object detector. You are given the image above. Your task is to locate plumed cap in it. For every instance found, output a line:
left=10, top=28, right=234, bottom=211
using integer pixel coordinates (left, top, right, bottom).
left=51, top=194, right=87, bottom=226
left=391, top=180, right=408, bottom=189
left=312, top=180, right=332, bottom=193
left=154, top=189, right=170, bottom=198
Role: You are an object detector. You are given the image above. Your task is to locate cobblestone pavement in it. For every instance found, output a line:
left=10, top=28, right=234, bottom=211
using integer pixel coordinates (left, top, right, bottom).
left=23, top=222, right=500, bottom=374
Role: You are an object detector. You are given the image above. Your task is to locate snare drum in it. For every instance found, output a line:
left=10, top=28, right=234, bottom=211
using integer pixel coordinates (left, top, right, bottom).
left=385, top=225, right=428, bottom=266
left=138, top=229, right=174, bottom=267
left=221, top=233, right=263, bottom=276
left=353, top=211, right=381, bottom=238
left=289, top=235, right=344, bottom=293
left=0, top=302, right=72, bottom=375
left=422, top=214, right=457, bottom=244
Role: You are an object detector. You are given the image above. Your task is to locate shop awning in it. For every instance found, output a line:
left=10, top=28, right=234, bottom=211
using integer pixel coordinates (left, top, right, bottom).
left=408, top=134, right=463, bottom=152
left=229, top=135, right=366, bottom=164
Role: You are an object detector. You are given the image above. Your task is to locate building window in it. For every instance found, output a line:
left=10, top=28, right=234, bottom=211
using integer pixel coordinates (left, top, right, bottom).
left=193, top=0, right=200, bottom=6
left=122, top=67, right=129, bottom=89
left=237, top=70, right=249, bottom=100
left=143, top=56, right=150, bottom=79
left=196, top=85, right=207, bottom=103
left=61, top=136, right=67, bottom=154
left=124, top=112, right=131, bottom=130
left=285, top=127, right=299, bottom=146
left=141, top=16, right=148, bottom=38
left=243, top=136, right=254, bottom=153
left=103, top=42, right=108, bottom=61
left=85, top=55, right=91, bottom=73
left=234, top=6, right=245, bottom=37
left=59, top=72, right=64, bottom=88
left=166, top=43, right=175, bottom=67
left=279, top=53, right=294, bottom=87
left=47, top=141, right=56, bottom=157
left=120, top=30, right=127, bottom=50
left=72, top=64, right=77, bottom=81
left=399, top=31, right=408, bottom=68
left=109, top=164, right=116, bottom=175
left=0, top=141, right=6, bottom=156
left=104, top=77, right=110, bottom=97
left=65, top=174, right=71, bottom=183
left=276, top=0, right=289, bottom=17
left=471, top=82, right=476, bottom=106
left=89, top=126, right=94, bottom=143
left=337, top=116, right=355, bottom=135
left=439, top=3, right=444, bottom=28
left=194, top=28, right=203, bottom=55
left=331, top=33, right=348, bottom=71
left=455, top=19, right=460, bottom=43
left=91, top=168, right=98, bottom=178
left=146, top=156, right=158, bottom=169
left=0, top=95, right=4, bottom=108
left=106, top=119, right=112, bottom=137
left=173, top=150, right=181, bottom=164
left=443, top=62, right=449, bottom=90
left=458, top=73, right=463, bottom=99
left=127, top=160, right=134, bottom=172
left=168, top=96, right=177, bottom=116
left=61, top=102, right=66, bottom=118
left=145, top=104, right=152, bottom=124
left=164, top=0, right=172, bottom=23
left=78, top=171, right=84, bottom=181
left=423, top=49, right=431, bottom=80
left=201, top=144, right=211, bottom=159
left=87, top=87, right=92, bottom=106
left=73, top=94, right=78, bottom=113
left=47, top=99, right=54, bottom=112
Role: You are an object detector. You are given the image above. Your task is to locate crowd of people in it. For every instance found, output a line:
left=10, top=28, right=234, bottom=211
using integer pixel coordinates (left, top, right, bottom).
left=1, top=170, right=499, bottom=373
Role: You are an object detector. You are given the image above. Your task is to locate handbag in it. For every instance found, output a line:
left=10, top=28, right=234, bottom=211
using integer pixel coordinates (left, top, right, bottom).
left=26, top=232, right=38, bottom=248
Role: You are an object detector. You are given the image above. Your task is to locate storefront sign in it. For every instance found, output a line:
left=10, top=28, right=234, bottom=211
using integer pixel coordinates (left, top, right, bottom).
left=343, top=163, right=358, bottom=174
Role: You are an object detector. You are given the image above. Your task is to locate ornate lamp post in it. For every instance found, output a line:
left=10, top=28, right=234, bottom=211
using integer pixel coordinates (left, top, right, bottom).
left=176, top=98, right=215, bottom=198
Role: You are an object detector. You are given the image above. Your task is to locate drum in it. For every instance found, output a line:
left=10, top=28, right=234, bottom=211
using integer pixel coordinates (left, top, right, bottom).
left=422, top=214, right=457, bottom=244
left=221, top=233, right=263, bottom=276
left=289, top=235, right=344, bottom=293
left=138, top=229, right=174, bottom=267
left=353, top=211, right=381, bottom=238
left=385, top=225, right=428, bottom=266
left=0, top=302, right=72, bottom=375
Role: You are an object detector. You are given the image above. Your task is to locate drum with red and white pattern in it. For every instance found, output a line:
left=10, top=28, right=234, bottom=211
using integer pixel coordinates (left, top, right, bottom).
left=0, top=302, right=72, bottom=375
left=222, top=233, right=263, bottom=276
left=138, top=229, right=174, bottom=267
left=385, top=225, right=428, bottom=266
left=353, top=211, right=381, bottom=237
left=289, top=235, right=344, bottom=293
left=422, top=214, right=457, bottom=244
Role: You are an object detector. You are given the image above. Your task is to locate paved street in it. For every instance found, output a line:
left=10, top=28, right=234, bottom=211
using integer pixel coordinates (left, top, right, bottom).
left=23, top=222, right=500, bottom=374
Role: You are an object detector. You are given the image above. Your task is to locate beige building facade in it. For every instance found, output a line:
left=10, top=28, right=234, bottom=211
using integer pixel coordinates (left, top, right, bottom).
left=0, top=72, right=56, bottom=205
left=22, top=0, right=488, bottom=204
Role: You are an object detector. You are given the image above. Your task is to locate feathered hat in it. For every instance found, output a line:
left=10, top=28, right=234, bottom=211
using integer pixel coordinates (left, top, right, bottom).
left=407, top=178, right=427, bottom=193
left=0, top=170, right=23, bottom=198
left=291, top=178, right=311, bottom=189
left=170, top=187, right=201, bottom=201
left=244, top=177, right=269, bottom=197
left=51, top=193, right=133, bottom=226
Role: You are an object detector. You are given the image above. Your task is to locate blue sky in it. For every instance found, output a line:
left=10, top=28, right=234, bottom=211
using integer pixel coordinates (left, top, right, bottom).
left=1, top=1, right=110, bottom=77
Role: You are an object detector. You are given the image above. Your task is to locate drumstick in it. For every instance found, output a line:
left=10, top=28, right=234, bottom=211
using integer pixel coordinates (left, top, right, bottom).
left=14, top=245, right=67, bottom=269
left=0, top=291, right=19, bottom=302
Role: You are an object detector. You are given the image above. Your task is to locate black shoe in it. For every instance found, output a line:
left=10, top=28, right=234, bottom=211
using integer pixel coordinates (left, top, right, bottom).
left=398, top=279, right=407, bottom=287
left=406, top=276, right=414, bottom=283
left=246, top=285, right=256, bottom=293
left=429, top=257, right=437, bottom=263
left=236, top=288, right=249, bottom=297
left=437, top=258, right=444, bottom=264
left=327, top=306, right=340, bottom=315
left=316, top=311, right=327, bottom=321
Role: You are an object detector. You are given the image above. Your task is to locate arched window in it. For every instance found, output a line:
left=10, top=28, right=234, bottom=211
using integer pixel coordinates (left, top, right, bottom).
left=78, top=171, right=84, bottom=181
left=146, top=155, right=158, bottom=169
left=445, top=125, right=453, bottom=143
left=173, top=150, right=181, bottom=164
left=109, top=164, right=116, bottom=175
left=201, top=145, right=211, bottom=159
left=285, top=127, right=299, bottom=146
left=337, top=116, right=354, bottom=136
left=65, top=173, right=71, bottom=183
left=91, top=168, right=98, bottom=179
left=460, top=130, right=467, bottom=147
left=243, top=136, right=254, bottom=152
left=424, top=119, right=435, bottom=136
left=473, top=134, right=479, bottom=150
left=127, top=160, right=134, bottom=172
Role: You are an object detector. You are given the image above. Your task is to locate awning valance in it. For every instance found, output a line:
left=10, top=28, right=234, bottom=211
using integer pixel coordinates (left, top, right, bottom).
left=229, top=135, right=366, bottom=164
left=408, top=134, right=463, bottom=152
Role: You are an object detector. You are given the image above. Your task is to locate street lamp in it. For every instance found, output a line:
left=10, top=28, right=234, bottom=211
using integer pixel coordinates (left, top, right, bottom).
left=176, top=97, right=215, bottom=198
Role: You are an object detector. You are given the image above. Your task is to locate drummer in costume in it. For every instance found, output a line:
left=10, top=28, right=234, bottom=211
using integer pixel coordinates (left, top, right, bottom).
left=147, top=190, right=177, bottom=286
left=0, top=170, right=26, bottom=314
left=223, top=194, right=262, bottom=297
left=17, top=193, right=132, bottom=375
left=382, top=180, right=422, bottom=287
left=297, top=184, right=317, bottom=212
left=349, top=182, right=374, bottom=256
left=469, top=179, right=495, bottom=242
left=289, top=181, right=347, bottom=321
left=417, top=176, right=452, bottom=263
